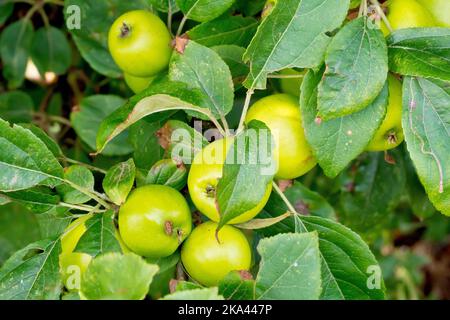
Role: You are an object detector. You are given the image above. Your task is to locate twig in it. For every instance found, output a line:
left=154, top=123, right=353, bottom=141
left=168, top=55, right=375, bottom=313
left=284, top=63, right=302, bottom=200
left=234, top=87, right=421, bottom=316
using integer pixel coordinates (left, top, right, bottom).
left=236, top=89, right=254, bottom=134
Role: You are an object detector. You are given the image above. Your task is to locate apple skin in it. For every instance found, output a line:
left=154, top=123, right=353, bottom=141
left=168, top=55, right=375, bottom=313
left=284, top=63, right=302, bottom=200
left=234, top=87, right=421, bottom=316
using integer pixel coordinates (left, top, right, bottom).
left=278, top=69, right=305, bottom=97
left=188, top=138, right=272, bottom=224
left=245, top=94, right=316, bottom=180
left=417, top=0, right=450, bottom=27
left=108, top=10, right=172, bottom=77
left=381, top=0, right=436, bottom=36
left=119, top=185, right=192, bottom=258
left=124, top=73, right=155, bottom=94
left=366, top=75, right=404, bottom=152
left=181, top=221, right=252, bottom=287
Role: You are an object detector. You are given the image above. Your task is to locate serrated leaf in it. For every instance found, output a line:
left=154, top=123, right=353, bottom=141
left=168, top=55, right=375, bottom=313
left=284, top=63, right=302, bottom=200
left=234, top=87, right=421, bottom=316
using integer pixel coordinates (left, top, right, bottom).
left=212, top=45, right=249, bottom=90
left=170, top=41, right=234, bottom=120
left=96, top=80, right=216, bottom=154
left=176, top=0, right=235, bottom=22
left=217, top=121, right=274, bottom=227
left=0, top=119, right=63, bottom=191
left=0, top=91, right=33, bottom=123
left=56, top=165, right=94, bottom=205
left=301, top=69, right=388, bottom=178
left=317, top=17, right=388, bottom=119
left=162, top=287, right=224, bottom=300
left=80, top=253, right=158, bottom=300
left=74, top=210, right=122, bottom=257
left=64, top=0, right=152, bottom=77
left=257, top=214, right=386, bottom=300
left=402, top=77, right=450, bottom=216
left=387, top=28, right=450, bottom=81
left=30, top=26, right=72, bottom=75
left=145, top=158, right=188, bottom=191
left=187, top=15, right=258, bottom=47
left=103, top=159, right=135, bottom=205
left=71, top=95, right=134, bottom=157
left=0, top=239, right=62, bottom=300
left=0, top=19, right=33, bottom=89
left=243, top=0, right=350, bottom=89
left=219, top=271, right=255, bottom=300
left=255, top=232, right=321, bottom=300
left=339, top=151, right=407, bottom=235
left=19, top=124, right=64, bottom=158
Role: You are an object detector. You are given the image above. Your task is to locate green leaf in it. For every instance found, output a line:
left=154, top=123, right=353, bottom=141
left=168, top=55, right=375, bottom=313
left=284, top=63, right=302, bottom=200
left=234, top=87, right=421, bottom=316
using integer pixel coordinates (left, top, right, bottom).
left=145, top=158, right=188, bottom=191
left=317, top=17, right=388, bottom=119
left=103, top=159, right=136, bottom=205
left=150, top=0, right=179, bottom=12
left=0, top=239, right=62, bottom=300
left=219, top=271, right=255, bottom=300
left=176, top=0, right=235, bottom=22
left=0, top=119, right=63, bottom=192
left=129, top=120, right=164, bottom=173
left=0, top=19, right=34, bottom=89
left=35, top=207, right=72, bottom=239
left=301, top=69, right=388, bottom=178
left=71, top=95, right=134, bottom=157
left=339, top=151, right=406, bottom=235
left=75, top=210, right=122, bottom=257
left=255, top=232, right=321, bottom=300
left=212, top=45, right=249, bottom=90
left=19, top=124, right=64, bottom=158
left=170, top=41, right=234, bottom=120
left=234, top=0, right=266, bottom=16
left=243, top=0, right=350, bottom=89
left=257, top=214, right=386, bottom=300
left=387, top=28, right=450, bottom=81
left=264, top=181, right=336, bottom=219
left=216, top=121, right=274, bottom=227
left=80, top=253, right=159, bottom=300
left=30, top=26, right=72, bottom=75
left=187, top=15, right=258, bottom=47
left=2, top=186, right=60, bottom=214
left=56, top=165, right=94, bottom=205
left=402, top=77, right=450, bottom=216
left=0, top=91, right=33, bottom=123
left=0, top=203, right=41, bottom=265
left=64, top=0, right=152, bottom=77
left=162, top=287, right=224, bottom=300
left=159, top=119, right=209, bottom=165
left=96, top=80, right=216, bottom=154
left=0, top=2, right=14, bottom=25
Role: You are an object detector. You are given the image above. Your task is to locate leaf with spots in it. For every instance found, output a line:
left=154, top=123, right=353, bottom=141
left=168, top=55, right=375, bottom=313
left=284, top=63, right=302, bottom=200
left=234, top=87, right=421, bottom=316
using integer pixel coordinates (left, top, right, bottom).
left=169, top=40, right=234, bottom=121
left=0, top=238, right=62, bottom=300
left=0, top=119, right=63, bottom=192
left=402, top=77, right=450, bottom=216
left=255, top=232, right=322, bottom=300
left=301, top=68, right=388, bottom=178
left=387, top=28, right=450, bottom=82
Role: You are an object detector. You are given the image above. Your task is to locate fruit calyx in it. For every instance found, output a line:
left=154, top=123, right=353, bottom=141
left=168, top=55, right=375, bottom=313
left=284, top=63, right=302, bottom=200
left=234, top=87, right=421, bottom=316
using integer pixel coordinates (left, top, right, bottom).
left=120, top=22, right=131, bottom=38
